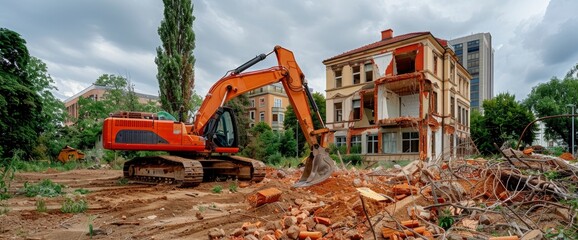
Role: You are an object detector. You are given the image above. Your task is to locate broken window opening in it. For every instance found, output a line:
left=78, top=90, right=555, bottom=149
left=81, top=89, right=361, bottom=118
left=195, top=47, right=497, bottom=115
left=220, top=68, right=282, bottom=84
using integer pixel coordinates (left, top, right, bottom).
left=362, top=92, right=375, bottom=124
left=353, top=65, right=361, bottom=84
left=334, top=102, right=343, bottom=122
left=352, top=99, right=361, bottom=120
left=395, top=51, right=417, bottom=74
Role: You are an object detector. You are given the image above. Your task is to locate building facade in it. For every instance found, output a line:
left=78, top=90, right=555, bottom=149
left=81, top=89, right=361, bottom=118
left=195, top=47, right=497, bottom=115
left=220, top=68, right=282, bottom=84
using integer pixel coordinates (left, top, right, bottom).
left=246, top=83, right=289, bottom=131
left=323, top=29, right=472, bottom=161
left=449, top=33, right=493, bottom=112
left=64, top=84, right=159, bottom=126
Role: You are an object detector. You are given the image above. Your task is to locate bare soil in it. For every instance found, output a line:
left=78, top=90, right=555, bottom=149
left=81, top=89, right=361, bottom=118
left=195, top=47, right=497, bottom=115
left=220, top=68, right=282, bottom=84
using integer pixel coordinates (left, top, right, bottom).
left=0, top=168, right=362, bottom=240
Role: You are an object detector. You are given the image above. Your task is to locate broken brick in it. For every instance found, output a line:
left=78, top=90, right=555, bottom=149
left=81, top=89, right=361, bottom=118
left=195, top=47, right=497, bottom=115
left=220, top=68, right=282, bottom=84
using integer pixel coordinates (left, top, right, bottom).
left=313, top=216, right=331, bottom=226
left=247, top=188, right=282, bottom=207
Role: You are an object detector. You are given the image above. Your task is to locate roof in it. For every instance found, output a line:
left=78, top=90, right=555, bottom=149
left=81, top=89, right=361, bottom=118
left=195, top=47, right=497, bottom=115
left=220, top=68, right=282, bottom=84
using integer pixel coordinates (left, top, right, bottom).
left=323, top=31, right=443, bottom=63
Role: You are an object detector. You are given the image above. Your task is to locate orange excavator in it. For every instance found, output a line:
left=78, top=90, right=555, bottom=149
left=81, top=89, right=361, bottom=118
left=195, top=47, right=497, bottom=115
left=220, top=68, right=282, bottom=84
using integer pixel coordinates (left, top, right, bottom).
left=102, top=46, right=334, bottom=188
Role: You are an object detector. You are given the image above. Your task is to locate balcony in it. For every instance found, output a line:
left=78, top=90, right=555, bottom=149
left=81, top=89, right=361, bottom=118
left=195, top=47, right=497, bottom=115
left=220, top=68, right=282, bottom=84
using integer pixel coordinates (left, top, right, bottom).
left=271, top=107, right=285, bottom=113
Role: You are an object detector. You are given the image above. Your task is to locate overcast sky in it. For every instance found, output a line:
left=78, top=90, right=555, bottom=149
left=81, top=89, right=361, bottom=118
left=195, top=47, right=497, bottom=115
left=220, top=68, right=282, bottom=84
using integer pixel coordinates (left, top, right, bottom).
left=1, top=0, right=577, bottom=102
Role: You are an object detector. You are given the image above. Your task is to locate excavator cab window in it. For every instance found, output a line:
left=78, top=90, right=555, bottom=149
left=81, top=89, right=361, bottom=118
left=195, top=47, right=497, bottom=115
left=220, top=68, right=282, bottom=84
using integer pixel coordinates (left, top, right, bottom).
left=214, top=110, right=236, bottom=147
left=204, top=107, right=238, bottom=148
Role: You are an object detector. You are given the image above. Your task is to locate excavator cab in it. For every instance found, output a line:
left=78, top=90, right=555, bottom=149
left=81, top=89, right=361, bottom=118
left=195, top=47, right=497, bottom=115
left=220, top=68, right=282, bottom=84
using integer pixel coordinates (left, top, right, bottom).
left=202, top=107, right=239, bottom=149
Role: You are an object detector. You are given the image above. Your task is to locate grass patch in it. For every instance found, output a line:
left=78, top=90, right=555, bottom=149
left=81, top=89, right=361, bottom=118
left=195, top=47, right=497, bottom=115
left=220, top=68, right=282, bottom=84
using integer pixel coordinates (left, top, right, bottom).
left=74, top=188, right=90, bottom=195
left=211, top=185, right=223, bottom=194
left=0, top=206, right=9, bottom=215
left=22, top=179, right=63, bottom=197
left=36, top=199, right=47, bottom=212
left=228, top=182, right=238, bottom=193
left=61, top=198, right=88, bottom=213
left=116, top=178, right=129, bottom=185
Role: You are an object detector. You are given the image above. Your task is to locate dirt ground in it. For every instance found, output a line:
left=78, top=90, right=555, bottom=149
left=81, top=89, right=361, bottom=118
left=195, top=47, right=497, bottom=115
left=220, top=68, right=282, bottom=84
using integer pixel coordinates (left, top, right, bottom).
left=0, top=167, right=373, bottom=240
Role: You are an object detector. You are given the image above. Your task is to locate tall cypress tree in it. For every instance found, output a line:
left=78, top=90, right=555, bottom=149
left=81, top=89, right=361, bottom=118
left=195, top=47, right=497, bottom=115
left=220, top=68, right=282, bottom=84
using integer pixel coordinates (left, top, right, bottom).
left=155, top=0, right=195, bottom=120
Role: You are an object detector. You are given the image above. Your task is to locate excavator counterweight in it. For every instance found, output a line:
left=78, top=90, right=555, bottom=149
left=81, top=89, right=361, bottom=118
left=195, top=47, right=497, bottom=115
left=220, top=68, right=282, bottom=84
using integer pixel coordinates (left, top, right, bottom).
left=102, top=46, right=334, bottom=187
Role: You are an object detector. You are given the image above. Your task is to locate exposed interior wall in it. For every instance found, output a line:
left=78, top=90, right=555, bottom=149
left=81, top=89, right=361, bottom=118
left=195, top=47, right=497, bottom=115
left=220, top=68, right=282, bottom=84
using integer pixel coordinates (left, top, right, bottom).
left=400, top=94, right=419, bottom=117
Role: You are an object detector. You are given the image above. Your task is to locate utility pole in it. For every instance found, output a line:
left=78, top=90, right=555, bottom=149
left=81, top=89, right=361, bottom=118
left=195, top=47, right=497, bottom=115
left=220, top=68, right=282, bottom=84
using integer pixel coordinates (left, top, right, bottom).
left=567, top=104, right=575, bottom=156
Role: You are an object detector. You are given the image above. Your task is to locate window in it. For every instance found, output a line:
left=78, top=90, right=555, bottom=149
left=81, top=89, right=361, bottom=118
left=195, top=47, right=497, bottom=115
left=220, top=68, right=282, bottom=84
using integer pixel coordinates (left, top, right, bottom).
left=433, top=55, right=438, bottom=75
left=453, top=43, right=463, bottom=56
left=467, top=40, right=479, bottom=52
left=259, top=98, right=265, bottom=107
left=274, top=98, right=282, bottom=108
left=382, top=132, right=396, bottom=153
left=250, top=99, right=255, bottom=108
left=450, top=96, right=455, bottom=118
left=272, top=113, right=278, bottom=122
left=334, top=102, right=343, bottom=122
left=450, top=63, right=455, bottom=83
left=402, top=132, right=419, bottom=153
left=431, top=134, right=436, bottom=159
left=353, top=65, right=361, bottom=84
left=364, top=63, right=373, bottom=82
left=280, top=114, right=284, bottom=123
left=350, top=135, right=361, bottom=153
left=458, top=106, right=462, bottom=123
left=249, top=111, right=255, bottom=120
left=259, top=111, right=265, bottom=122
left=431, top=92, right=438, bottom=114
left=335, top=136, right=346, bottom=147
left=352, top=99, right=361, bottom=120
left=465, top=110, right=469, bottom=126
left=367, top=134, right=378, bottom=154
left=335, top=69, right=342, bottom=88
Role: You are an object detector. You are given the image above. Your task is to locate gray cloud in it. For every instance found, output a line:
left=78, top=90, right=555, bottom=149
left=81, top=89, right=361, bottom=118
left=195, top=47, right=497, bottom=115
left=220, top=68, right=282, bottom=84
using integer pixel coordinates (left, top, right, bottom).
left=1, top=0, right=575, bottom=103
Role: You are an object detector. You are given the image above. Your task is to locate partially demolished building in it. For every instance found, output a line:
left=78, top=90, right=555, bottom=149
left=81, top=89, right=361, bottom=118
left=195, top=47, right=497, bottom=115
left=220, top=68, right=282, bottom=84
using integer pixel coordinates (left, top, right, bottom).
left=324, top=29, right=472, bottom=161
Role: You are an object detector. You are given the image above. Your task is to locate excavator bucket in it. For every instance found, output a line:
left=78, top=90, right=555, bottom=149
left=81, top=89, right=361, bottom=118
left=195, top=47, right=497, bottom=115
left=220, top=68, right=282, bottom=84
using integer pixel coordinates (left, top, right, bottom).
left=293, top=146, right=335, bottom=188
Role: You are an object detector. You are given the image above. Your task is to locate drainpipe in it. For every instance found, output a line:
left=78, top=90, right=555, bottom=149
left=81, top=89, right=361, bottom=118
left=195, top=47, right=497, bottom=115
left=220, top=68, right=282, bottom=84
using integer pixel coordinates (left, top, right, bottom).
left=441, top=48, right=447, bottom=159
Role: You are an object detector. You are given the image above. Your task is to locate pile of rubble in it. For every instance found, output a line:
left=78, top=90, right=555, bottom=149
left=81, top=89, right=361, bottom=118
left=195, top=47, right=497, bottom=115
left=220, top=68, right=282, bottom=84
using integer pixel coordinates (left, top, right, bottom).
left=208, top=148, right=577, bottom=239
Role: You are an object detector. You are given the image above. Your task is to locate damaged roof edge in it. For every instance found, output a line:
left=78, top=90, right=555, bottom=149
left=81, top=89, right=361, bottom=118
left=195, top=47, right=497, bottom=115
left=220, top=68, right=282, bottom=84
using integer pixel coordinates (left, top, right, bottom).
left=322, top=31, right=449, bottom=64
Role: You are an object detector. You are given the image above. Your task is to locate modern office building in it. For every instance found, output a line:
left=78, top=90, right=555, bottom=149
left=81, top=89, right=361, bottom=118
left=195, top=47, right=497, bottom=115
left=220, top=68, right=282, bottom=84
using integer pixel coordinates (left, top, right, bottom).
left=449, top=33, right=494, bottom=111
left=246, top=83, right=290, bottom=131
left=323, top=29, right=472, bottom=161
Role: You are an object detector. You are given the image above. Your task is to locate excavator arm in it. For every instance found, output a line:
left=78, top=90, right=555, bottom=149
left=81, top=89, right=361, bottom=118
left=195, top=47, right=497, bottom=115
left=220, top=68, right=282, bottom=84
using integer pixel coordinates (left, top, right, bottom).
left=193, top=46, right=334, bottom=187
left=193, top=46, right=324, bottom=147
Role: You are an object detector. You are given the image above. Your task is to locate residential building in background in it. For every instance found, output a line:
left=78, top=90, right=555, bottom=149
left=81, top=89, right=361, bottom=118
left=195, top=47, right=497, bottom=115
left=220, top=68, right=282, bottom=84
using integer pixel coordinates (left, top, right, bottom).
left=64, top=84, right=159, bottom=126
left=246, top=83, right=289, bottom=131
left=449, top=33, right=494, bottom=111
left=323, top=29, right=473, bottom=161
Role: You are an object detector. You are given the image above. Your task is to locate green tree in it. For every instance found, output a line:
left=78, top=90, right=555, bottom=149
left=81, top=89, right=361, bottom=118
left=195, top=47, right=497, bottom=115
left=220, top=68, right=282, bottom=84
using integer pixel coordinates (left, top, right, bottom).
left=26, top=57, right=66, bottom=159
left=469, top=109, right=492, bottom=154
left=0, top=28, right=43, bottom=158
left=474, top=93, right=536, bottom=154
left=225, top=94, right=250, bottom=148
left=156, top=0, right=196, bottom=119
left=283, top=92, right=326, bottom=157
left=524, top=64, right=578, bottom=148
left=279, top=128, right=297, bottom=157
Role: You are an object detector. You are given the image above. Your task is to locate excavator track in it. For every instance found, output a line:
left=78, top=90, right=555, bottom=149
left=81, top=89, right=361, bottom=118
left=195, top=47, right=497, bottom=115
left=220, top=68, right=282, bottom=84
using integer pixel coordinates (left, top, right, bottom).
left=123, top=155, right=266, bottom=187
left=197, top=155, right=266, bottom=183
left=123, top=156, right=204, bottom=187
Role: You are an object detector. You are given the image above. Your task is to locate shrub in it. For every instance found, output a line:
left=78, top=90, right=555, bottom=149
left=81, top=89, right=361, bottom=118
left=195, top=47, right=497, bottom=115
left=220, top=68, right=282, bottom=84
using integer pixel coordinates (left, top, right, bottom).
left=265, top=152, right=283, bottom=165
left=342, top=154, right=363, bottom=166
left=36, top=199, right=47, bottom=212
left=74, top=188, right=90, bottom=195
left=61, top=198, right=88, bottom=213
left=22, top=179, right=63, bottom=197
left=211, top=185, right=223, bottom=194
left=228, top=182, right=238, bottom=193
